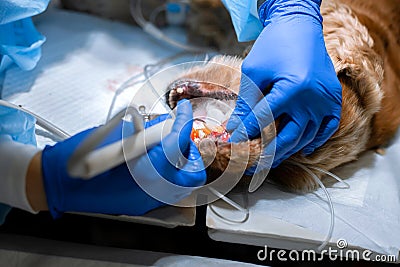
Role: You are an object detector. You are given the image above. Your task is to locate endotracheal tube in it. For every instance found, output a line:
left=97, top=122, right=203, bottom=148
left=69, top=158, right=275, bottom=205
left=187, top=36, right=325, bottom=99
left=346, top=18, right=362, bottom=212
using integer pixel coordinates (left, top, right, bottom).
left=129, top=0, right=213, bottom=53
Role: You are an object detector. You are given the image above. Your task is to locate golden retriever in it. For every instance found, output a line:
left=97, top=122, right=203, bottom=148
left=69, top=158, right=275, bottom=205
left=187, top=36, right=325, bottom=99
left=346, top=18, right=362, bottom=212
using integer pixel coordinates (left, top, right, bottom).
left=166, top=0, right=400, bottom=192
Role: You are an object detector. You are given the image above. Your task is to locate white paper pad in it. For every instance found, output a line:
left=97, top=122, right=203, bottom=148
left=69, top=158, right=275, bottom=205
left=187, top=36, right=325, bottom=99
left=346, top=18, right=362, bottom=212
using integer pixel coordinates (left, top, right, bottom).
left=207, top=130, right=400, bottom=259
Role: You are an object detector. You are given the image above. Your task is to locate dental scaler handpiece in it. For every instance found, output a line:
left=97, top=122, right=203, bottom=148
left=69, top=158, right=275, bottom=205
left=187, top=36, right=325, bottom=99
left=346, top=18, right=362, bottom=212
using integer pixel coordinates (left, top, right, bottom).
left=67, top=107, right=174, bottom=179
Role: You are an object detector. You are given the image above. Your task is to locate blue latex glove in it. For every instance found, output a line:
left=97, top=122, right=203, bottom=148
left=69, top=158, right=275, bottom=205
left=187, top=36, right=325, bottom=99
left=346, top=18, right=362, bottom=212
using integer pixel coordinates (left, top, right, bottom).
left=42, top=100, right=206, bottom=218
left=227, top=0, right=342, bottom=170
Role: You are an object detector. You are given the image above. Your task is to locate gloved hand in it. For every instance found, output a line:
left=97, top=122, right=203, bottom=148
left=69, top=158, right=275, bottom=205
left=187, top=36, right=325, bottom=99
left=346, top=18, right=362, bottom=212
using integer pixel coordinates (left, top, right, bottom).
left=227, top=0, right=342, bottom=170
left=42, top=100, right=206, bottom=218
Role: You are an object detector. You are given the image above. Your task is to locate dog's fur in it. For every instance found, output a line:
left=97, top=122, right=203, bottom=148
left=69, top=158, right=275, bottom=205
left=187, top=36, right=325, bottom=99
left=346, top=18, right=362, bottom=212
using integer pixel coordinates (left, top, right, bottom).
left=167, top=0, right=400, bottom=192
left=337, top=0, right=400, bottom=149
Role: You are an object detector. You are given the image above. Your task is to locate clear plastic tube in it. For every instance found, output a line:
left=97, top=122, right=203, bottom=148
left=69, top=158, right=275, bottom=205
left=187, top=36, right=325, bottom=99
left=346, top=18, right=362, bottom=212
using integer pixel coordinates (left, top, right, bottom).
left=129, top=0, right=214, bottom=53
left=309, top=166, right=350, bottom=189
left=287, top=161, right=335, bottom=252
left=149, top=4, right=166, bottom=25
left=208, top=187, right=250, bottom=224
left=105, top=51, right=206, bottom=122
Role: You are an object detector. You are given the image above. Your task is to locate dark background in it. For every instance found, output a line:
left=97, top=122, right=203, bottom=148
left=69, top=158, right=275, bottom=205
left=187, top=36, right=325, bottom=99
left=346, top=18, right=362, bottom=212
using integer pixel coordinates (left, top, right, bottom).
left=0, top=206, right=395, bottom=266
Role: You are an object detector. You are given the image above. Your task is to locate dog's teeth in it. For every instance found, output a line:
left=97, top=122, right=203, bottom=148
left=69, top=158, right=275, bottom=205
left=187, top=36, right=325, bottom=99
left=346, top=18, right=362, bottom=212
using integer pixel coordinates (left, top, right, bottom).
left=169, top=89, right=176, bottom=108
left=176, top=87, right=184, bottom=94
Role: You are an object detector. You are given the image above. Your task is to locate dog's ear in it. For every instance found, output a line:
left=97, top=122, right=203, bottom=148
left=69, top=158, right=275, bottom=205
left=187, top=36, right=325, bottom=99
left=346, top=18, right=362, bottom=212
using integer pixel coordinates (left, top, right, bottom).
left=335, top=56, right=383, bottom=119
left=322, top=2, right=384, bottom=120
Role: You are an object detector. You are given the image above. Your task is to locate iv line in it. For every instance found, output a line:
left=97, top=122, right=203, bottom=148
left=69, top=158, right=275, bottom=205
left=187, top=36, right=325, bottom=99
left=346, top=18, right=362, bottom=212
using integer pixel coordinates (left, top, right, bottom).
left=287, top=161, right=335, bottom=251
left=129, top=0, right=214, bottom=53
left=286, top=160, right=351, bottom=252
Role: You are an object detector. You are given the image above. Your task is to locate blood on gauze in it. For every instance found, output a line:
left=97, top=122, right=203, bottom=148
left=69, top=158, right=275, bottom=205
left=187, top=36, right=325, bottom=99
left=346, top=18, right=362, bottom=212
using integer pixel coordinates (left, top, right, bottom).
left=191, top=118, right=230, bottom=143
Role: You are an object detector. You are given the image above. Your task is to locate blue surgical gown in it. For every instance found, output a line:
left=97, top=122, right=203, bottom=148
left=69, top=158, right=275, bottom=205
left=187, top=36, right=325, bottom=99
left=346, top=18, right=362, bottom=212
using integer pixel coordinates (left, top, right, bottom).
left=0, top=0, right=49, bottom=224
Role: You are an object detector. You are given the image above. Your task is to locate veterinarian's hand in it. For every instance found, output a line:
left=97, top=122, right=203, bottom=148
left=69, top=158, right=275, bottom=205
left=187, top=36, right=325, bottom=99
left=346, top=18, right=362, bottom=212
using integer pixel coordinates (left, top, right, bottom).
left=227, top=0, right=342, bottom=170
left=42, top=100, right=206, bottom=218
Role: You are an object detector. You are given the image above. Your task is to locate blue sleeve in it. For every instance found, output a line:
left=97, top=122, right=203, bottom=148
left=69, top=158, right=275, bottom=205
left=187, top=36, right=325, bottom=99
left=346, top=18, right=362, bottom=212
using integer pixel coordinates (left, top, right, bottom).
left=0, top=203, right=11, bottom=225
left=0, top=0, right=50, bottom=73
left=0, top=105, right=37, bottom=222
left=0, top=1, right=48, bottom=222
left=0, top=104, right=37, bottom=145
left=0, top=0, right=50, bottom=25
left=220, top=0, right=263, bottom=42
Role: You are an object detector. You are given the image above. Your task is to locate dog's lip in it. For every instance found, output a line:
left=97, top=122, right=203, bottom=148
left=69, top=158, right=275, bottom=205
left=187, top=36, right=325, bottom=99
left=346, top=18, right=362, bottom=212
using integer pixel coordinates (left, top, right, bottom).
left=167, top=79, right=237, bottom=109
